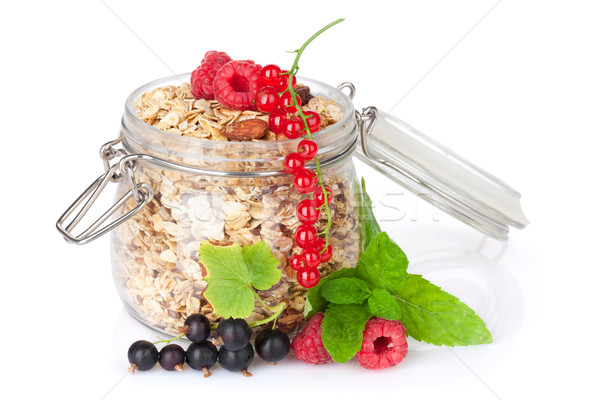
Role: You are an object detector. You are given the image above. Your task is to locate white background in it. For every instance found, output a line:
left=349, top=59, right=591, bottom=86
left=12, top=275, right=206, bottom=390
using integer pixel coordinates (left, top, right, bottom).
left=1, top=0, right=598, bottom=399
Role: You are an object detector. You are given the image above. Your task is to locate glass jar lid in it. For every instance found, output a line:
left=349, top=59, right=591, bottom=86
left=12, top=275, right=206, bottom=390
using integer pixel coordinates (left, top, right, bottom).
left=355, top=107, right=528, bottom=241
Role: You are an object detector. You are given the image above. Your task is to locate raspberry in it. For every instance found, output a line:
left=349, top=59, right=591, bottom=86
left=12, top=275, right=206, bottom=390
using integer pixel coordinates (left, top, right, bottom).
left=213, top=61, right=263, bottom=110
left=190, top=51, right=232, bottom=100
left=291, top=313, right=332, bottom=365
left=355, top=318, right=408, bottom=370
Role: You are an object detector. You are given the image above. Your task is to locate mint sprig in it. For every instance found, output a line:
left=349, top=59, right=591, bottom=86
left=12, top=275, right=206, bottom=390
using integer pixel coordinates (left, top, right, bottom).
left=321, top=303, right=372, bottom=363
left=320, top=277, right=371, bottom=305
left=306, top=181, right=492, bottom=362
left=393, top=274, right=492, bottom=346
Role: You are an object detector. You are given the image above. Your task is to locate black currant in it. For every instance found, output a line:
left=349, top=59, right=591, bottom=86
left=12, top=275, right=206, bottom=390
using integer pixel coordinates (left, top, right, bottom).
left=159, top=343, right=186, bottom=371
left=182, top=313, right=211, bottom=343
left=186, top=342, right=218, bottom=377
left=216, top=318, right=251, bottom=351
left=218, top=343, right=254, bottom=375
left=127, top=340, right=159, bottom=373
left=254, top=329, right=290, bottom=363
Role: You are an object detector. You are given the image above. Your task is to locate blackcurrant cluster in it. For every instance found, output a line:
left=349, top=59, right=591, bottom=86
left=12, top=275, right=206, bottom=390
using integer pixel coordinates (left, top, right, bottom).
left=128, top=313, right=216, bottom=377
left=216, top=318, right=291, bottom=376
left=127, top=314, right=291, bottom=377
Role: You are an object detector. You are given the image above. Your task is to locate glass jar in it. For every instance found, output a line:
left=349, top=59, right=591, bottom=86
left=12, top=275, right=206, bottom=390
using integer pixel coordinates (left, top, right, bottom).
left=109, top=75, right=359, bottom=335
left=57, top=74, right=528, bottom=337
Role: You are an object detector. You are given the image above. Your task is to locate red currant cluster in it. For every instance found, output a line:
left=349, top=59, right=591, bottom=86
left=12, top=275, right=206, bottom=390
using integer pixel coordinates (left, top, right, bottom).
left=255, top=63, right=334, bottom=289
left=256, top=64, right=321, bottom=139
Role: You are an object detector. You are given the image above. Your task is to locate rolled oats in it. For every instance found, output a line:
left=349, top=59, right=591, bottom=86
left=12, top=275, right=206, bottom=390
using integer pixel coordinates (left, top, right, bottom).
left=112, top=83, right=358, bottom=335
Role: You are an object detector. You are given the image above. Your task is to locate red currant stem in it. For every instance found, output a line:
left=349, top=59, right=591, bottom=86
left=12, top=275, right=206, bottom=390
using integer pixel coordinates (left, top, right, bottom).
left=285, top=18, right=343, bottom=250
left=153, top=333, right=185, bottom=345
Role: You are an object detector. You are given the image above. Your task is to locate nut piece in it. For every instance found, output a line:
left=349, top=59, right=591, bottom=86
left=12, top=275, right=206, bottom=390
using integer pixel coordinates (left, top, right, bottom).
left=221, top=119, right=268, bottom=140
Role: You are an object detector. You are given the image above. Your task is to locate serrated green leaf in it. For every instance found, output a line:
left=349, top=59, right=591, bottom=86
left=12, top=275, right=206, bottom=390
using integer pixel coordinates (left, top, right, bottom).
left=368, top=288, right=402, bottom=320
left=304, top=268, right=357, bottom=318
left=321, top=303, right=372, bottom=363
left=394, top=274, right=493, bottom=346
left=242, top=242, right=281, bottom=290
left=357, top=232, right=408, bottom=292
left=198, top=241, right=281, bottom=319
left=320, top=278, right=371, bottom=304
left=358, top=178, right=381, bottom=253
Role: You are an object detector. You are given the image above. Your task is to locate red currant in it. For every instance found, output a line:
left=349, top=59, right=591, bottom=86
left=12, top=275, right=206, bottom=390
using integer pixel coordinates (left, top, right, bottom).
left=283, top=152, right=305, bottom=175
left=294, top=224, right=318, bottom=249
left=289, top=255, right=305, bottom=271
left=315, top=238, right=333, bottom=263
left=276, top=70, right=297, bottom=91
left=283, top=117, right=304, bottom=139
left=298, top=139, right=318, bottom=160
left=297, top=267, right=320, bottom=288
left=296, top=199, right=320, bottom=224
left=256, top=86, right=280, bottom=113
left=314, top=186, right=333, bottom=206
left=269, top=109, right=288, bottom=134
left=261, top=64, right=281, bottom=87
left=304, top=111, right=321, bottom=133
left=279, top=91, right=302, bottom=113
left=294, top=169, right=317, bottom=193
left=300, top=248, right=321, bottom=268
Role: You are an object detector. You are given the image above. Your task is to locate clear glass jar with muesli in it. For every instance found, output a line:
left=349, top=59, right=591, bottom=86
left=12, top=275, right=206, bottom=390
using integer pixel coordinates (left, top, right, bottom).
left=110, top=75, right=360, bottom=335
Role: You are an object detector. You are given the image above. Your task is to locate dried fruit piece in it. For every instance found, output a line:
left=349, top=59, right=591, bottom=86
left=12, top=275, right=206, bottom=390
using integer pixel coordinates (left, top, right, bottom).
left=221, top=119, right=268, bottom=140
left=295, top=85, right=314, bottom=105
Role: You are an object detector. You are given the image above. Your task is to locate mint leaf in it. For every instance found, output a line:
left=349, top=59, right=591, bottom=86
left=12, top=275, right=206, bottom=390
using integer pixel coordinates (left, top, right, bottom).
left=198, top=241, right=282, bottom=319
left=304, top=268, right=357, bottom=318
left=320, top=278, right=371, bottom=305
left=393, top=274, right=492, bottom=346
left=368, top=288, right=402, bottom=320
left=357, top=232, right=408, bottom=293
left=358, top=178, right=381, bottom=252
left=321, top=303, right=372, bottom=363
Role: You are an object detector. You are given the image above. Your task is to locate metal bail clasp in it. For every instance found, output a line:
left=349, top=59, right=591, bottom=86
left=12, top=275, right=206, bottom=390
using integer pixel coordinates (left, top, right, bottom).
left=56, top=162, right=153, bottom=245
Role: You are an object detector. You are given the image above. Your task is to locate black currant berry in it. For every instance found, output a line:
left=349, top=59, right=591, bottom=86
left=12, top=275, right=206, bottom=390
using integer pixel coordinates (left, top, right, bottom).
left=217, top=318, right=251, bottom=351
left=218, top=343, right=254, bottom=375
left=186, top=342, right=218, bottom=377
left=127, top=340, right=159, bottom=373
left=254, top=329, right=291, bottom=363
left=159, top=344, right=186, bottom=371
left=182, top=313, right=211, bottom=343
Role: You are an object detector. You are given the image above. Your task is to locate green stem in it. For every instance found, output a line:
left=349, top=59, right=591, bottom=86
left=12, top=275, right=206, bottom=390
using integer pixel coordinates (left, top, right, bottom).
left=153, top=333, right=185, bottom=345
left=247, top=302, right=286, bottom=329
left=252, top=287, right=281, bottom=313
left=286, top=18, right=344, bottom=250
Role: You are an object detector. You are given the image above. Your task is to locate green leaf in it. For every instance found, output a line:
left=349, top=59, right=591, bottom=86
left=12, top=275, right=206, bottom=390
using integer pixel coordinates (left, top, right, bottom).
left=304, top=268, right=357, bottom=318
left=394, top=274, right=493, bottom=346
left=368, top=288, right=402, bottom=320
left=320, top=278, right=371, bottom=305
left=321, top=303, right=372, bottom=363
left=198, top=241, right=282, bottom=319
left=357, top=232, right=408, bottom=293
left=241, top=242, right=281, bottom=290
left=358, top=178, right=381, bottom=253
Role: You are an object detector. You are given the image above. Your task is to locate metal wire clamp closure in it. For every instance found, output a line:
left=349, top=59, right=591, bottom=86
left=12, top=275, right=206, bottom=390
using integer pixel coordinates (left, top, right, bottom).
left=56, top=156, right=153, bottom=245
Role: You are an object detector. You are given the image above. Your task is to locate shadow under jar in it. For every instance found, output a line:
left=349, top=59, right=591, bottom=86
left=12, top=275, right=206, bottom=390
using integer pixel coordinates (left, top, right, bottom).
left=111, top=75, right=361, bottom=336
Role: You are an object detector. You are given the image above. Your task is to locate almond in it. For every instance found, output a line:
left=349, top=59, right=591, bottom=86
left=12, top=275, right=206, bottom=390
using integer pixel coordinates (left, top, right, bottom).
left=221, top=119, right=268, bottom=140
